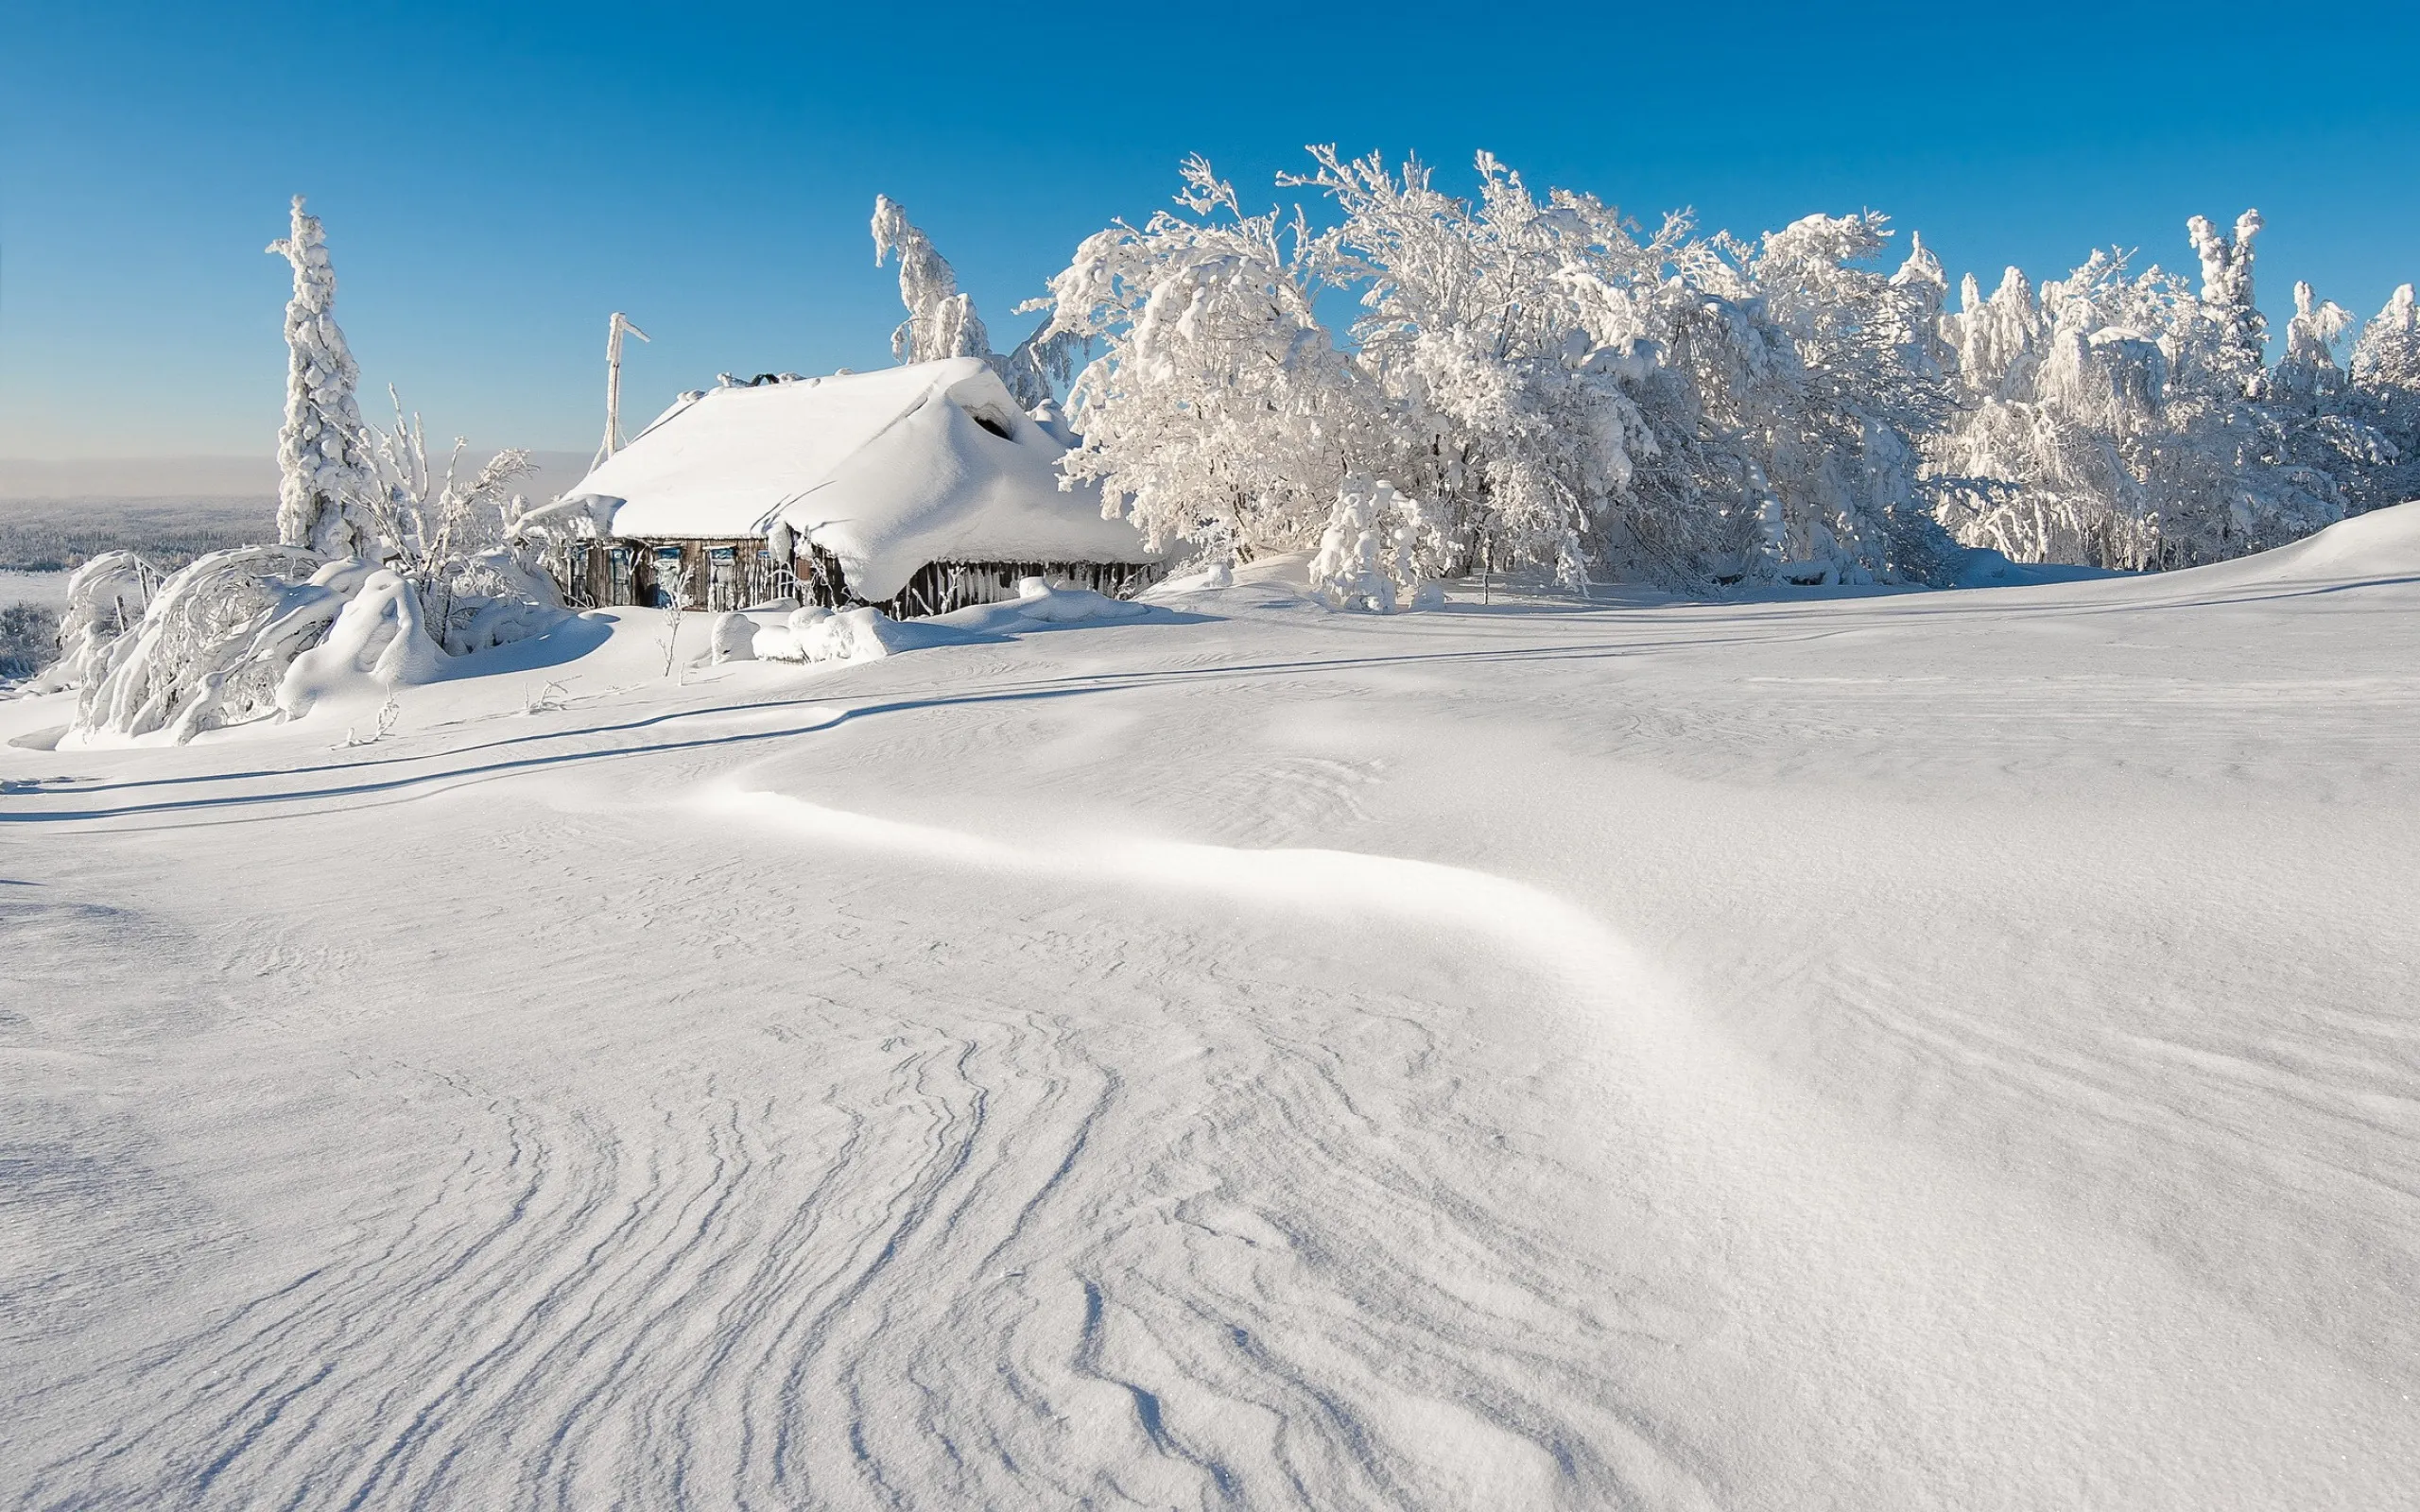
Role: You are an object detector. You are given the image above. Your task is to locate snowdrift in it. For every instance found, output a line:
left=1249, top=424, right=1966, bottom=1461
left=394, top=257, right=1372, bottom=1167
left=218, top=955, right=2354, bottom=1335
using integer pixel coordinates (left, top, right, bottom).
left=749, top=578, right=1155, bottom=665
left=2169, top=498, right=2420, bottom=587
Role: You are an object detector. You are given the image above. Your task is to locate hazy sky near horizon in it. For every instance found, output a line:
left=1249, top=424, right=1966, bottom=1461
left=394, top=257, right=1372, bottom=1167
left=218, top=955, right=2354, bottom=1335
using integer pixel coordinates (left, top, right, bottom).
left=3, top=0, right=2416, bottom=463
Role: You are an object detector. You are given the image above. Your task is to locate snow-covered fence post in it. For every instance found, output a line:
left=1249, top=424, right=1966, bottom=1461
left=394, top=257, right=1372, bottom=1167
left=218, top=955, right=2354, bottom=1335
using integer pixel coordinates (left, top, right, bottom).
left=267, top=196, right=376, bottom=558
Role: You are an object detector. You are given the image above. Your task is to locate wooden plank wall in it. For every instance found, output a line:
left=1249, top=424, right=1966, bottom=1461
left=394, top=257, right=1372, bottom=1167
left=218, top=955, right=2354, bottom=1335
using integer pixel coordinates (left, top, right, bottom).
left=549, top=540, right=1164, bottom=619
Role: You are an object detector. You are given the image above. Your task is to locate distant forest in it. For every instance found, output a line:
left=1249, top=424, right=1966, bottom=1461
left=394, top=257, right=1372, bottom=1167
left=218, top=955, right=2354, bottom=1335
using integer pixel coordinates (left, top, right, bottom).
left=0, top=499, right=274, bottom=573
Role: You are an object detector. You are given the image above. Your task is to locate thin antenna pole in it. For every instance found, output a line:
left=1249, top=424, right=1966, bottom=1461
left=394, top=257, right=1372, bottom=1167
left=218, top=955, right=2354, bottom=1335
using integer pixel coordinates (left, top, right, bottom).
left=595, top=311, right=651, bottom=470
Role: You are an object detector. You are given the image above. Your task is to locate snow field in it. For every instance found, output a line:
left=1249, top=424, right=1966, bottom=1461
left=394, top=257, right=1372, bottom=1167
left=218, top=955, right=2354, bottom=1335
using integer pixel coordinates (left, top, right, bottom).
left=4, top=508, right=2418, bottom=1507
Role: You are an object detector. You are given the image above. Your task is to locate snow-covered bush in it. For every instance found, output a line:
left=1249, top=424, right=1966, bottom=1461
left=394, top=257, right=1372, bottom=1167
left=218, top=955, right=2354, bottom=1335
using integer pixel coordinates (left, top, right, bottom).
left=351, top=391, right=555, bottom=655
left=1, top=604, right=60, bottom=682
left=277, top=568, right=446, bottom=718
left=758, top=605, right=901, bottom=664
left=71, top=547, right=356, bottom=742
left=1308, top=479, right=1447, bottom=612
left=709, top=610, right=756, bottom=663
left=33, top=551, right=158, bottom=691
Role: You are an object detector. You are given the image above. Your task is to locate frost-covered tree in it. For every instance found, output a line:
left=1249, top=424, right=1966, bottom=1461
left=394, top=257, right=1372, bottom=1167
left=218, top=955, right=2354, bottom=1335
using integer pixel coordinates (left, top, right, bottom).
left=64, top=202, right=565, bottom=744
left=1929, top=209, right=2404, bottom=569
left=1037, top=150, right=1963, bottom=590
left=2148, top=212, right=2349, bottom=567
left=1668, top=215, right=1960, bottom=585
left=2345, top=284, right=2420, bottom=511
left=2353, top=284, right=2420, bottom=395
left=873, top=194, right=1082, bottom=411
left=33, top=551, right=157, bottom=691
left=1039, top=157, right=1375, bottom=559
left=1932, top=251, right=2179, bottom=566
left=267, top=197, right=377, bottom=557
left=69, top=546, right=354, bottom=742
left=873, top=194, right=993, bottom=365
left=1034, top=158, right=2409, bottom=586
left=1286, top=147, right=1675, bottom=585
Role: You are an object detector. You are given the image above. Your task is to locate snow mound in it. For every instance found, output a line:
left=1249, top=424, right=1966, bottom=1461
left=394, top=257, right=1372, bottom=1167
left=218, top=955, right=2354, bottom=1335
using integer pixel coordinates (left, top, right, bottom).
left=744, top=579, right=1148, bottom=666
left=277, top=570, right=445, bottom=718
left=754, top=604, right=986, bottom=664
left=1952, top=548, right=2128, bottom=590
left=933, top=576, right=1153, bottom=632
left=2183, top=498, right=2420, bottom=585
left=709, top=610, right=756, bottom=663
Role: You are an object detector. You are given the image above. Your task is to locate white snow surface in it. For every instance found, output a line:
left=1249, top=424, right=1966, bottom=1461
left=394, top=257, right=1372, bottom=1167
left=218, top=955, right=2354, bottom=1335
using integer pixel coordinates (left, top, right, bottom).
left=5, top=506, right=2419, bottom=1507
left=569, top=358, right=1155, bottom=600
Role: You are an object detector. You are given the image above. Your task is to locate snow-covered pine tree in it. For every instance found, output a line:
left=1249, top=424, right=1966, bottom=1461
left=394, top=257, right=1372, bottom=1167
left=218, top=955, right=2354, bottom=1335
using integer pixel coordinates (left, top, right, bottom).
left=267, top=196, right=376, bottom=558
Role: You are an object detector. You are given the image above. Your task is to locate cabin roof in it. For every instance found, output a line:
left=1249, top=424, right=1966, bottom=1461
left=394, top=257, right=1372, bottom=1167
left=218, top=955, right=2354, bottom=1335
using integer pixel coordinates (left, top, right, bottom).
left=566, top=357, right=1154, bottom=601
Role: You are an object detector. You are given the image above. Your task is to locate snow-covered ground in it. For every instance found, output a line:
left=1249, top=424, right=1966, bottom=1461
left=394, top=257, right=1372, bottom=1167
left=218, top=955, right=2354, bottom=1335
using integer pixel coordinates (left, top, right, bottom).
left=0, top=569, right=69, bottom=613
left=5, top=509, right=2417, bottom=1508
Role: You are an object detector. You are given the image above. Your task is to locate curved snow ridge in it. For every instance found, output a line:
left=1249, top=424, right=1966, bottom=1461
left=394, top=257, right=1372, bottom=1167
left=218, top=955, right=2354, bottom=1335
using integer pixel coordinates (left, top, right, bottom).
left=702, top=785, right=1666, bottom=1014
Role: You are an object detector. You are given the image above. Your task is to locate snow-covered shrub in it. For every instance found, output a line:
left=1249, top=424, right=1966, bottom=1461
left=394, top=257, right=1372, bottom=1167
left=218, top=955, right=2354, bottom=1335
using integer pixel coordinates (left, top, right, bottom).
left=759, top=605, right=900, bottom=664
left=709, top=610, right=756, bottom=663
left=990, top=577, right=1151, bottom=625
left=71, top=548, right=356, bottom=743
left=1, top=604, right=60, bottom=682
left=277, top=568, right=446, bottom=718
left=352, top=392, right=553, bottom=655
left=1308, top=479, right=1447, bottom=612
left=33, top=551, right=157, bottom=691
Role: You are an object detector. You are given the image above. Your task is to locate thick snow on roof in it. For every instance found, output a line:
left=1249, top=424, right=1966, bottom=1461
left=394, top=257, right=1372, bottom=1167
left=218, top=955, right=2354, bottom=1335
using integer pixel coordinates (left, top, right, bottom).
left=567, top=357, right=1154, bottom=601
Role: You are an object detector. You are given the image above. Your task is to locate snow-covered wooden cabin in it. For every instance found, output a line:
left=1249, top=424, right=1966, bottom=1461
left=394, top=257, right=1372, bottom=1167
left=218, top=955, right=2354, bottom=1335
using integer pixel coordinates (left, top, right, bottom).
left=553, top=357, right=1161, bottom=616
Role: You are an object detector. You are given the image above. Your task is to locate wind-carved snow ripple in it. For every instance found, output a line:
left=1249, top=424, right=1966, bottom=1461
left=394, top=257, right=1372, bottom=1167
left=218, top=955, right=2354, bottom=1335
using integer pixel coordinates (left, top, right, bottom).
left=11, top=791, right=1729, bottom=1508
left=676, top=788, right=1728, bottom=1509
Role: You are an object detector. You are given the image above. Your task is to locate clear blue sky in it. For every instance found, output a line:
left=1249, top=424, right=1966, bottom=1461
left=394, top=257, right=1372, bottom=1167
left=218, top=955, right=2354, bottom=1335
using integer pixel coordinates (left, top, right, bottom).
left=4, top=0, right=2415, bottom=460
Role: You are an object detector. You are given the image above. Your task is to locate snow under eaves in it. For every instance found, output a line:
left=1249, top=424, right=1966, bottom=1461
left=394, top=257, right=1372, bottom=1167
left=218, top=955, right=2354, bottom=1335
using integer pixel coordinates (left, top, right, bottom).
left=569, top=357, right=1157, bottom=601
left=4, top=505, right=2418, bottom=1508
